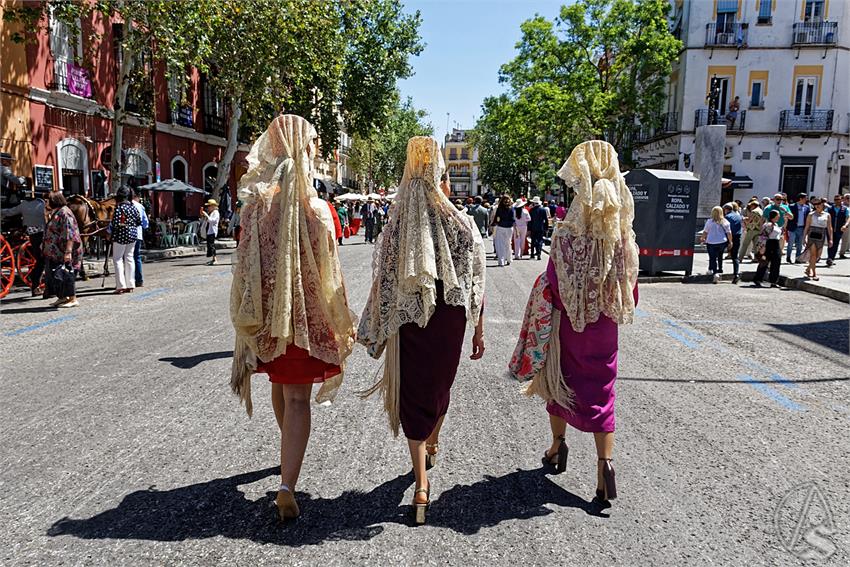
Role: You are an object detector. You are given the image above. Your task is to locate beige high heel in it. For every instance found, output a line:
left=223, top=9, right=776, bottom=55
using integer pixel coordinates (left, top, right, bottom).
left=275, top=484, right=300, bottom=521
left=412, top=483, right=430, bottom=526
left=425, top=443, right=438, bottom=469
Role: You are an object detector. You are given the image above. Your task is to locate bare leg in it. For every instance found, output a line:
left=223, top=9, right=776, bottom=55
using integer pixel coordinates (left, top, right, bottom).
left=407, top=438, right=429, bottom=504
left=271, top=383, right=285, bottom=432
left=593, top=432, right=615, bottom=490
left=807, top=248, right=818, bottom=278
left=425, top=415, right=446, bottom=455
left=547, top=414, right=567, bottom=457
left=280, top=383, right=312, bottom=491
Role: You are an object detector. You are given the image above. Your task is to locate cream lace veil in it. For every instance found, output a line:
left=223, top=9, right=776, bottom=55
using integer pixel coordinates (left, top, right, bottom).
left=358, top=136, right=486, bottom=435
left=552, top=140, right=639, bottom=332
left=229, top=114, right=356, bottom=415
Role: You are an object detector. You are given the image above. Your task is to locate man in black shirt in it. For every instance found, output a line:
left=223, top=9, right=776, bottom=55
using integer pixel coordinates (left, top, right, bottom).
left=528, top=197, right=548, bottom=260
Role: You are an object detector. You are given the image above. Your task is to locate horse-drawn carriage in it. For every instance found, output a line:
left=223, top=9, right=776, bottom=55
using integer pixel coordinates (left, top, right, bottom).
left=0, top=226, right=37, bottom=299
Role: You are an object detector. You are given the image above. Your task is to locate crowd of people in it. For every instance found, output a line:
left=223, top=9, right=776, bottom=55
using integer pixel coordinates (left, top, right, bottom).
left=700, top=191, right=849, bottom=287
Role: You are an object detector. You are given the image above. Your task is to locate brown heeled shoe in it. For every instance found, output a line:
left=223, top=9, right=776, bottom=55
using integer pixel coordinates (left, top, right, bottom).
left=275, top=485, right=300, bottom=521
left=542, top=436, right=568, bottom=474
left=593, top=458, right=617, bottom=507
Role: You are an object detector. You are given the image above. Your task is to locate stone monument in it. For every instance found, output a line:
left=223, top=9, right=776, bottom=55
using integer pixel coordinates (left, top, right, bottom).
left=693, top=124, right=726, bottom=219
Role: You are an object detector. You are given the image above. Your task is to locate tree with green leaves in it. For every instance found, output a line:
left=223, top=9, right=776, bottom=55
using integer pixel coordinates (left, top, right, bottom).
left=471, top=0, right=681, bottom=193
left=349, top=95, right=432, bottom=190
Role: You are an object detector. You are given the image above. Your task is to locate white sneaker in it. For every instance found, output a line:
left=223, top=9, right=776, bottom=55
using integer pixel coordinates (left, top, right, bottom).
left=712, top=273, right=721, bottom=284
left=58, top=300, right=79, bottom=308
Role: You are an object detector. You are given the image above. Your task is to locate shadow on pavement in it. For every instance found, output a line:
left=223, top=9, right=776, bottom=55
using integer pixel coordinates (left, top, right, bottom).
left=160, top=351, right=232, bottom=369
left=46, top=467, right=598, bottom=546
left=766, top=319, right=849, bottom=355
left=618, top=375, right=849, bottom=384
left=1, top=306, right=57, bottom=314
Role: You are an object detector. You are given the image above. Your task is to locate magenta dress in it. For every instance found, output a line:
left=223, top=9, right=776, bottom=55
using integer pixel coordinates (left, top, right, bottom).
left=545, top=260, right=637, bottom=433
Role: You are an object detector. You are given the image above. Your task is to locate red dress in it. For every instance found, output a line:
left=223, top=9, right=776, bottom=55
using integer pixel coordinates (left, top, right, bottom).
left=257, top=345, right=341, bottom=384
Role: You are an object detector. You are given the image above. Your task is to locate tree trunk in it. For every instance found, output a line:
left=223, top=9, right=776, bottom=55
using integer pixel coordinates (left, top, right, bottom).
left=214, top=98, right=242, bottom=195
left=110, top=21, right=135, bottom=194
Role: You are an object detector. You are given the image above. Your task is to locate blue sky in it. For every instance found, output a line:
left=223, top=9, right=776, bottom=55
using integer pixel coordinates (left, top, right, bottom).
left=399, top=0, right=567, bottom=141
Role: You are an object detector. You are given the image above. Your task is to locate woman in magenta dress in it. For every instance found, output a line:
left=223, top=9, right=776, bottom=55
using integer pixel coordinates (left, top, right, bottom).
left=510, top=140, right=639, bottom=509
left=230, top=115, right=356, bottom=521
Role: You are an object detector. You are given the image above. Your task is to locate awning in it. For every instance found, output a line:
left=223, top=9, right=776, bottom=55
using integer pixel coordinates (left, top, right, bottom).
left=314, top=178, right=345, bottom=195
left=729, top=175, right=754, bottom=189
left=138, top=178, right=205, bottom=194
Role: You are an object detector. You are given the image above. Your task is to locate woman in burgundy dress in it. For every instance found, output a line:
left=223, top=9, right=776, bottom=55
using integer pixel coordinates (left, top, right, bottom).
left=510, top=140, right=639, bottom=509
left=358, top=136, right=486, bottom=525
left=230, top=115, right=356, bottom=521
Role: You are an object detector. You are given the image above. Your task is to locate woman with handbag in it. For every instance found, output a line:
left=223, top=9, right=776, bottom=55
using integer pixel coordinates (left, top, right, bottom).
left=803, top=197, right=833, bottom=281
left=42, top=191, right=82, bottom=308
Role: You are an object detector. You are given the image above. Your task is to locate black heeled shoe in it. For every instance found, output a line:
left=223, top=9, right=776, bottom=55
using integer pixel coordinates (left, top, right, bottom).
left=592, top=458, right=617, bottom=508
left=541, top=436, right=568, bottom=474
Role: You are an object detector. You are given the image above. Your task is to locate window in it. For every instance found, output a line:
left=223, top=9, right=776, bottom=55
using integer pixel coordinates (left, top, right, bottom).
left=716, top=1, right=737, bottom=33
left=460, top=148, right=469, bottom=160
left=794, top=77, right=817, bottom=116
left=168, top=74, right=193, bottom=128
left=202, top=76, right=226, bottom=137
left=49, top=11, right=84, bottom=93
left=804, top=0, right=825, bottom=22
left=171, top=156, right=188, bottom=182
left=757, top=0, right=772, bottom=24
left=750, top=81, right=764, bottom=108
left=449, top=148, right=457, bottom=160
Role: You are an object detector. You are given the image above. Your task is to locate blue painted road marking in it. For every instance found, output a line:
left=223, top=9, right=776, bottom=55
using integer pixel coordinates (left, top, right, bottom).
left=4, top=315, right=76, bottom=337
left=666, top=329, right=700, bottom=349
left=131, top=288, right=170, bottom=301
left=738, top=375, right=804, bottom=412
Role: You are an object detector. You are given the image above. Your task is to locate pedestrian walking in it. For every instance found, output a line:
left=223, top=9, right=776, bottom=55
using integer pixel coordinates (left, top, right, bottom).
left=802, top=197, right=832, bottom=281
left=42, top=191, right=82, bottom=307
left=110, top=187, right=141, bottom=294
left=825, top=194, right=847, bottom=267
left=513, top=199, right=531, bottom=260
left=492, top=195, right=515, bottom=266
left=358, top=136, right=486, bottom=526
left=336, top=201, right=349, bottom=245
left=130, top=189, right=149, bottom=287
left=350, top=201, right=362, bottom=235
left=200, top=199, right=220, bottom=265
left=786, top=193, right=809, bottom=263
left=555, top=201, right=567, bottom=220
left=1, top=191, right=46, bottom=296
left=700, top=206, right=732, bottom=283
left=528, top=196, right=548, bottom=260
left=229, top=114, right=356, bottom=522
left=467, top=195, right=490, bottom=238
left=723, top=203, right=743, bottom=283
left=739, top=199, right=763, bottom=262
left=363, top=198, right=376, bottom=243
left=840, top=192, right=850, bottom=258
left=231, top=201, right=242, bottom=244
left=509, top=140, right=639, bottom=510
left=753, top=209, right=782, bottom=288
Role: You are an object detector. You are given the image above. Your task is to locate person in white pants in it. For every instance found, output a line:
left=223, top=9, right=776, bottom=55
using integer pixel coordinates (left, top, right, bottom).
left=513, top=199, right=530, bottom=259
left=491, top=195, right=516, bottom=266
left=109, top=187, right=142, bottom=294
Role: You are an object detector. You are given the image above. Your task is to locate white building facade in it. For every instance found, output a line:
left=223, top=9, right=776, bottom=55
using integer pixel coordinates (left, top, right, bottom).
left=635, top=0, right=850, bottom=203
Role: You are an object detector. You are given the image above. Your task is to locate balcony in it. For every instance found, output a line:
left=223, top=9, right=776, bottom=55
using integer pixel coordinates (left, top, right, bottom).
left=633, top=112, right=679, bottom=144
left=694, top=108, right=746, bottom=131
left=705, top=23, right=748, bottom=47
left=792, top=22, right=838, bottom=45
left=450, top=170, right=471, bottom=178
left=170, top=106, right=194, bottom=129
left=204, top=114, right=227, bottom=138
left=50, top=61, right=93, bottom=98
left=779, top=109, right=834, bottom=133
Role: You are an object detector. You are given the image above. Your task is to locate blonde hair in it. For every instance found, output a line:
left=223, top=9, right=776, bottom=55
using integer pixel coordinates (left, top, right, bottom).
left=710, top=206, right=724, bottom=223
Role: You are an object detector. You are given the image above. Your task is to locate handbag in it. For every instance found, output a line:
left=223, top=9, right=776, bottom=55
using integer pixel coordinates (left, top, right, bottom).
left=51, top=263, right=76, bottom=296
left=343, top=226, right=351, bottom=239
left=808, top=227, right=825, bottom=244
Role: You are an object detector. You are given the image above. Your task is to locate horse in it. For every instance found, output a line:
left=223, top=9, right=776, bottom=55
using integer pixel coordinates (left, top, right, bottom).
left=67, top=195, right=116, bottom=278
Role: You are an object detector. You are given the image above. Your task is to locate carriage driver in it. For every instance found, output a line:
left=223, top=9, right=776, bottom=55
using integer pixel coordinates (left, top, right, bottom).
left=1, top=152, right=27, bottom=208
left=2, top=188, right=46, bottom=296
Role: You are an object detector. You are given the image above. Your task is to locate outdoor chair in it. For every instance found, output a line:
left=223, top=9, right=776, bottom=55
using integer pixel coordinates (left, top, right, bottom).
left=178, top=221, right=200, bottom=246
left=157, top=221, right=176, bottom=248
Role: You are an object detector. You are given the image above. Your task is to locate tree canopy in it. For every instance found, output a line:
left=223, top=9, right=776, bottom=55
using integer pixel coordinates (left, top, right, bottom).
left=470, top=0, right=681, bottom=196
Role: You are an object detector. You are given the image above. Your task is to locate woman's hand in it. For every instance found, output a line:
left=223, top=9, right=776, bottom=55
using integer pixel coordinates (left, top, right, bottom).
left=470, top=328, right=485, bottom=360
left=63, top=251, right=72, bottom=263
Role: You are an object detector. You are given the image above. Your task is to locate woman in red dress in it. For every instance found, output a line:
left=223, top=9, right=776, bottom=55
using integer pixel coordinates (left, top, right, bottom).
left=230, top=115, right=356, bottom=521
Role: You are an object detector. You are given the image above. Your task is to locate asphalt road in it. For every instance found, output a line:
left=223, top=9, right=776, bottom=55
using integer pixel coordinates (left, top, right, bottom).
left=1, top=240, right=848, bottom=566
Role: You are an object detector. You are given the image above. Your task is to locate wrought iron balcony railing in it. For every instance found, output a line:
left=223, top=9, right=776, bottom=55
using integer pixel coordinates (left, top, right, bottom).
left=792, top=22, right=838, bottom=45
left=633, top=112, right=679, bottom=144
left=694, top=108, right=746, bottom=131
left=705, top=23, right=748, bottom=47
left=779, top=109, right=834, bottom=133
left=204, top=114, right=226, bottom=138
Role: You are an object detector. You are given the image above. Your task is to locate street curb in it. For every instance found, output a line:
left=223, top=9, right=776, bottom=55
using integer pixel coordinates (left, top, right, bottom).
left=676, top=270, right=849, bottom=303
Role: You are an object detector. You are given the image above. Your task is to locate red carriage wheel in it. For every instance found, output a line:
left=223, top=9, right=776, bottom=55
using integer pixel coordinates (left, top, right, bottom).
left=16, top=241, right=37, bottom=288
left=0, top=235, right=15, bottom=299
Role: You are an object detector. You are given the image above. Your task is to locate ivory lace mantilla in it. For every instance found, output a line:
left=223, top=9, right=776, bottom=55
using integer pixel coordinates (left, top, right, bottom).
left=358, top=136, right=486, bottom=436
left=229, top=115, right=356, bottom=416
left=552, top=140, right=639, bottom=333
